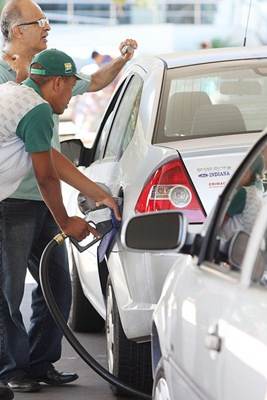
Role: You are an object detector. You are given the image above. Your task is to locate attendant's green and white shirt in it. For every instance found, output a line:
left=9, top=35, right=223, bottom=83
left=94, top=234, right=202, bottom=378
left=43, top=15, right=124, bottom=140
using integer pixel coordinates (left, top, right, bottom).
left=0, top=55, right=91, bottom=201
left=0, top=79, right=53, bottom=200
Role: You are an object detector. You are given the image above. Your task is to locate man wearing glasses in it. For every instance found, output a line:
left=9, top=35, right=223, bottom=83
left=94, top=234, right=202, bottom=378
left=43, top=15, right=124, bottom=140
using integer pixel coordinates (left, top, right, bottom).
left=17, top=16, right=48, bottom=26
left=0, top=0, right=137, bottom=394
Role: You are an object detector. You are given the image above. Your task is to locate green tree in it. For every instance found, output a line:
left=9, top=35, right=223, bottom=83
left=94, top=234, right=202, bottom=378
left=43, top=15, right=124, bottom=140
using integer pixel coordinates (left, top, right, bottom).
left=211, top=37, right=233, bottom=48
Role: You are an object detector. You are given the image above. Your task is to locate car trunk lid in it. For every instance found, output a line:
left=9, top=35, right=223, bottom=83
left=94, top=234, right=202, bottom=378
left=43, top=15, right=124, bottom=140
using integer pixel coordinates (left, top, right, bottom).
left=157, top=132, right=263, bottom=215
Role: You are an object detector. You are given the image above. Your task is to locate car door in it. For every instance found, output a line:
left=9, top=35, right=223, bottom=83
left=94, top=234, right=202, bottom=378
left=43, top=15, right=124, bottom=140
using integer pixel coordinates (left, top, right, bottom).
left=86, top=71, right=144, bottom=193
left=72, top=71, right=145, bottom=317
left=216, top=201, right=267, bottom=400
left=170, top=134, right=267, bottom=400
left=169, top=254, right=241, bottom=400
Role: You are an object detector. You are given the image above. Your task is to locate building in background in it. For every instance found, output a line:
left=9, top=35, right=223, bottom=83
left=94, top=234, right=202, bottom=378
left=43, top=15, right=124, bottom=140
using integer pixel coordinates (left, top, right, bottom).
left=37, top=0, right=222, bottom=25
left=1, top=0, right=264, bottom=140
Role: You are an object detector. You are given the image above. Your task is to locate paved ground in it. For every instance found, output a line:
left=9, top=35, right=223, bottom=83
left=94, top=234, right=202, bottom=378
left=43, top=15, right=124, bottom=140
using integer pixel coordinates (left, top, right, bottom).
left=16, top=284, right=129, bottom=400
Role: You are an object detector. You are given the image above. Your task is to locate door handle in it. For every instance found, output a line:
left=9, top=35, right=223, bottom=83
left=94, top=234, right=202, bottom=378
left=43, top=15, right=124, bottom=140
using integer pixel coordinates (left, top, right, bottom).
left=205, top=333, right=222, bottom=352
left=205, top=324, right=222, bottom=352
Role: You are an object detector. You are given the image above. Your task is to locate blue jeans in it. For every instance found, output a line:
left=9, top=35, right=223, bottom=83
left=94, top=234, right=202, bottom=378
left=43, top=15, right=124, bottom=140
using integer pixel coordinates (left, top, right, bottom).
left=0, top=199, right=71, bottom=381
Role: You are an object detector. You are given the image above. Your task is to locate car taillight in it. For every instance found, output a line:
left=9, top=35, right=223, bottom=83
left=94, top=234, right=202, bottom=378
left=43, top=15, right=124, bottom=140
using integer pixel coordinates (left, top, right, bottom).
left=135, top=159, right=206, bottom=223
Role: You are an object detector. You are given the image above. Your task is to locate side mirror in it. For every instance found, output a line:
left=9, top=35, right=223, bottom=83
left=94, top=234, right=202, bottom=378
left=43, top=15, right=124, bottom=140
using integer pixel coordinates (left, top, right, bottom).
left=121, top=211, right=187, bottom=252
left=60, top=139, right=94, bottom=167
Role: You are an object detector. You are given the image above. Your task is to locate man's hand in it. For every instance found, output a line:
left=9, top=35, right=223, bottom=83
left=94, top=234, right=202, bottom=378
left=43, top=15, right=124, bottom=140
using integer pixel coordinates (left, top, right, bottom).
left=119, top=39, right=138, bottom=61
left=3, top=52, right=29, bottom=83
left=88, top=38, right=138, bottom=91
left=61, top=216, right=100, bottom=242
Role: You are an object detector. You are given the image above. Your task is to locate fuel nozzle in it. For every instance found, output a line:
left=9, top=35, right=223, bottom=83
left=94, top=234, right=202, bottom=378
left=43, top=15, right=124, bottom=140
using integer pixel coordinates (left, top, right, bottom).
left=78, top=184, right=121, bottom=237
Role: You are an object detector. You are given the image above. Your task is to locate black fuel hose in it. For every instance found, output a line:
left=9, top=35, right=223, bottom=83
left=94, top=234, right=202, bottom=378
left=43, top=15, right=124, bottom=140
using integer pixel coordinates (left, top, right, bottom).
left=39, top=234, right=152, bottom=400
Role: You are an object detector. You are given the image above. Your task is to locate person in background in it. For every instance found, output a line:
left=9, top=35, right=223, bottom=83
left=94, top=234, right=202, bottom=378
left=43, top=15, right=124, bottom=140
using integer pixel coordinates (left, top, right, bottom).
left=91, top=49, right=113, bottom=67
left=0, top=0, right=137, bottom=393
left=200, top=41, right=211, bottom=49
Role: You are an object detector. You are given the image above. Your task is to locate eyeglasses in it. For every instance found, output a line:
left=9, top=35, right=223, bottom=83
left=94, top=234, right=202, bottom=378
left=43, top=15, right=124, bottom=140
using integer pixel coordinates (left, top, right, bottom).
left=17, top=17, right=49, bottom=28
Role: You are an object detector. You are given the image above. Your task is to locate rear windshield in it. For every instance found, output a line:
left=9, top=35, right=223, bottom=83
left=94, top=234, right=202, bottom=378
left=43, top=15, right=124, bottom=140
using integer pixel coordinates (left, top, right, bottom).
left=155, top=59, right=267, bottom=143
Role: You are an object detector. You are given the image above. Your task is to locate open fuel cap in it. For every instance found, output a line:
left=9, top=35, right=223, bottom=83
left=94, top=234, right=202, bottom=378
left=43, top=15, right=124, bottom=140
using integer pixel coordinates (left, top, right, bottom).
left=72, top=183, right=122, bottom=252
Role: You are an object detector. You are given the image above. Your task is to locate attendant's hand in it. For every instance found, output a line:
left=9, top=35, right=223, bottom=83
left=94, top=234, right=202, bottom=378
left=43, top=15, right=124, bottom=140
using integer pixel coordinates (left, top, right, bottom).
left=96, top=196, right=121, bottom=221
left=61, top=216, right=100, bottom=242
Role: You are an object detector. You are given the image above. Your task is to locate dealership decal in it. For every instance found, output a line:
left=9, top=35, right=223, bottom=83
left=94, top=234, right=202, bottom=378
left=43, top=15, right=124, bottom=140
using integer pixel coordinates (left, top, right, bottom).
left=208, top=181, right=225, bottom=187
left=198, top=171, right=230, bottom=178
left=196, top=166, right=232, bottom=188
left=197, top=166, right=232, bottom=178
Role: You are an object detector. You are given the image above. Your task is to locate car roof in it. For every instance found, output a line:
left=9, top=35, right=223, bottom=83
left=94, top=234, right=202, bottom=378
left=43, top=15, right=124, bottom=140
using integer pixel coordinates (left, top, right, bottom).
left=155, top=46, right=267, bottom=69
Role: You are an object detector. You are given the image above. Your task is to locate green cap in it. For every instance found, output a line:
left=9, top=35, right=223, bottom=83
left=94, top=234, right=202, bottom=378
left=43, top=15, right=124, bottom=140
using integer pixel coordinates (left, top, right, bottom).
left=30, top=48, right=89, bottom=81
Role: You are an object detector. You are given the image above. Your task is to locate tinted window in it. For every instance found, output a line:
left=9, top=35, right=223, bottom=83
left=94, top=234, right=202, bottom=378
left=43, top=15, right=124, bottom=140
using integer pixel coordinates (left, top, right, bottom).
left=155, top=60, right=267, bottom=143
left=104, top=74, right=143, bottom=160
left=94, top=111, right=114, bottom=160
left=94, top=79, right=127, bottom=160
left=208, top=144, right=267, bottom=274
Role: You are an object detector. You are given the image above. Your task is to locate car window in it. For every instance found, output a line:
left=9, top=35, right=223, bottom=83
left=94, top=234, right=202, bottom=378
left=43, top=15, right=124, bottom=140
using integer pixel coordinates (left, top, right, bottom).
left=104, top=74, right=143, bottom=160
left=94, top=111, right=114, bottom=160
left=155, top=59, right=267, bottom=143
left=94, top=79, right=127, bottom=161
left=205, top=144, right=267, bottom=274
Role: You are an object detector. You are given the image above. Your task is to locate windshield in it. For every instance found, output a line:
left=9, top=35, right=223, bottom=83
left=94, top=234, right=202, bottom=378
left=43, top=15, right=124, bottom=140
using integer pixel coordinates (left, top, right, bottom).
left=155, top=59, right=267, bottom=143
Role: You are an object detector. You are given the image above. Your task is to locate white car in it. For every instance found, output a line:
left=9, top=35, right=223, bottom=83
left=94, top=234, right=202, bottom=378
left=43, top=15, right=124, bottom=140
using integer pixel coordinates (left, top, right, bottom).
left=62, top=47, right=267, bottom=394
left=123, top=130, right=267, bottom=400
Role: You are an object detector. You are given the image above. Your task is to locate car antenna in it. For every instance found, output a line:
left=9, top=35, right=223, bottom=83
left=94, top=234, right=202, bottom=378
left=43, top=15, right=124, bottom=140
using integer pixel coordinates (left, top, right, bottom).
left=243, top=0, right=253, bottom=47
